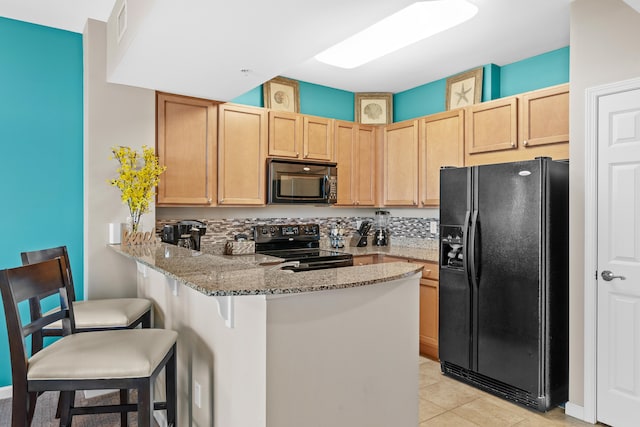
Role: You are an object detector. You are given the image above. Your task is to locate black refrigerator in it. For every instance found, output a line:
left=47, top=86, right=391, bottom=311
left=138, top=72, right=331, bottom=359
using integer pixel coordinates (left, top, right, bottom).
left=438, top=157, right=569, bottom=412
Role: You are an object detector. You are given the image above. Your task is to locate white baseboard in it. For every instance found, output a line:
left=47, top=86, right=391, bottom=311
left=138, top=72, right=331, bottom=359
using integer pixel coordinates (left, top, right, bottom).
left=0, top=385, right=11, bottom=400
left=564, top=402, right=586, bottom=422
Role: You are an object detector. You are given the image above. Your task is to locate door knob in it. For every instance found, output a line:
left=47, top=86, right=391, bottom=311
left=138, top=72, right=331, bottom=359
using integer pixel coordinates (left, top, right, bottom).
left=601, top=270, right=626, bottom=281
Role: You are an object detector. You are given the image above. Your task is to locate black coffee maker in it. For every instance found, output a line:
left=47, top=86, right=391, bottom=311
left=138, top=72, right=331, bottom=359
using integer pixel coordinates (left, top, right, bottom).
left=161, top=220, right=207, bottom=251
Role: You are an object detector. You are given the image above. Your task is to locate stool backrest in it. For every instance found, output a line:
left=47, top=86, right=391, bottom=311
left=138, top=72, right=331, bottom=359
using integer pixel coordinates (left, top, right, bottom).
left=0, top=257, right=76, bottom=381
left=21, top=245, right=77, bottom=302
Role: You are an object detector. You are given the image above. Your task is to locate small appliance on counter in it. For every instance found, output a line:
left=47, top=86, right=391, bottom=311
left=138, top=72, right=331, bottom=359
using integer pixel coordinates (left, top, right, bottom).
left=161, top=220, right=207, bottom=251
left=351, top=220, right=371, bottom=247
left=373, top=210, right=390, bottom=246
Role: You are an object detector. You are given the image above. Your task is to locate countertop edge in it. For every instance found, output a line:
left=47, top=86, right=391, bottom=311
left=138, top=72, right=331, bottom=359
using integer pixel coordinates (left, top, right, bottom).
left=110, top=244, right=423, bottom=297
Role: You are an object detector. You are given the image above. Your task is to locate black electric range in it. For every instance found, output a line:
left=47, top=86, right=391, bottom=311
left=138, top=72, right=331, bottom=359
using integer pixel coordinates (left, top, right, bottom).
left=254, top=224, right=353, bottom=272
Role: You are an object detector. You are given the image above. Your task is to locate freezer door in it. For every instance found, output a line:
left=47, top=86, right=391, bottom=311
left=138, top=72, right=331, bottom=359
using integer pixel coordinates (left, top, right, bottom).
left=472, top=160, right=542, bottom=394
left=439, top=166, right=473, bottom=368
left=439, top=167, right=469, bottom=226
left=439, top=268, right=472, bottom=368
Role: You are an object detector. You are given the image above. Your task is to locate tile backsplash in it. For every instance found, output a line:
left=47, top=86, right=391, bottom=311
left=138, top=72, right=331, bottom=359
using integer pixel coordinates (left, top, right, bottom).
left=157, top=215, right=439, bottom=247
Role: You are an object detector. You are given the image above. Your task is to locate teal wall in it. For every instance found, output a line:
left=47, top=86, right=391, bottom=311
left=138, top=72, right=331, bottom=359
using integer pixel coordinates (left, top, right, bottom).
left=394, top=47, right=570, bottom=121
left=233, top=80, right=354, bottom=121
left=0, top=17, right=84, bottom=387
left=499, top=47, right=570, bottom=97
left=236, top=47, right=570, bottom=123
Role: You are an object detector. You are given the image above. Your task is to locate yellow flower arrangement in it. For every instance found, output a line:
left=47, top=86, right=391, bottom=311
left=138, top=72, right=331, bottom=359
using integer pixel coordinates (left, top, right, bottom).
left=109, top=145, right=166, bottom=233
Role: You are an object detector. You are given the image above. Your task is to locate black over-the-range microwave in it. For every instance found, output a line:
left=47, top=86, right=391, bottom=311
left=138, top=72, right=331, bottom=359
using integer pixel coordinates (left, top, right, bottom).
left=267, top=158, right=337, bottom=204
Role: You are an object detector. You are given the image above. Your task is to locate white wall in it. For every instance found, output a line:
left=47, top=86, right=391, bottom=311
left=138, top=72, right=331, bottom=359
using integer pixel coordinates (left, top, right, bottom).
left=569, top=0, right=640, bottom=407
left=84, top=18, right=156, bottom=299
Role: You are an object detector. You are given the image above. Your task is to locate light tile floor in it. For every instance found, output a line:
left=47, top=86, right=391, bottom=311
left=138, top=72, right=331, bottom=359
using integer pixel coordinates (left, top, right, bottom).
left=418, top=356, right=601, bottom=426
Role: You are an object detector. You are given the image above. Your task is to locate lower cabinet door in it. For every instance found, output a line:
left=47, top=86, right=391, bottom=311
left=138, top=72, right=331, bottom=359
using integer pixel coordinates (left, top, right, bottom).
left=419, top=278, right=439, bottom=360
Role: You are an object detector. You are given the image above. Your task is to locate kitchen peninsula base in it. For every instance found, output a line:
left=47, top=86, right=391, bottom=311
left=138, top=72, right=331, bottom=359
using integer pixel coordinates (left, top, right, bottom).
left=135, top=262, right=420, bottom=427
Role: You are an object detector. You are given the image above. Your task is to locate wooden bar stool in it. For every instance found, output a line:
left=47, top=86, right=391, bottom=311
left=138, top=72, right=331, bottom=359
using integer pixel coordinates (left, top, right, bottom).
left=21, top=245, right=152, bottom=334
left=21, top=245, right=154, bottom=425
left=0, top=256, right=177, bottom=427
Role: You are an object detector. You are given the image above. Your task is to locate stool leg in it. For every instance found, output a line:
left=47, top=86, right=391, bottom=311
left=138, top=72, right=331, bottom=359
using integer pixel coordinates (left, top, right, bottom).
left=141, top=310, right=152, bottom=328
left=137, top=380, right=152, bottom=427
left=120, top=389, right=129, bottom=426
left=166, top=348, right=177, bottom=426
left=58, top=391, right=74, bottom=427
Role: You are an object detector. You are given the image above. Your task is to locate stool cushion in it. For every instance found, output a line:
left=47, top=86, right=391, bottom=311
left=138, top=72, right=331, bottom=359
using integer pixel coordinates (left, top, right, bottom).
left=45, top=298, right=152, bottom=329
left=28, top=329, right=177, bottom=380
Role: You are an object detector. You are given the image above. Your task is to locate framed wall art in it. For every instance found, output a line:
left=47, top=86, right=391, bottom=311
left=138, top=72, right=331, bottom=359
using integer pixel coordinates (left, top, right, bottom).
left=263, top=76, right=300, bottom=113
left=445, top=67, right=483, bottom=110
left=355, top=92, right=393, bottom=125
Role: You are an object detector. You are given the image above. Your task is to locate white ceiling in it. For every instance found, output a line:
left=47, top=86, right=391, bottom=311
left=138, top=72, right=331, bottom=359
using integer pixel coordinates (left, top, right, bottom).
left=0, top=0, right=578, bottom=101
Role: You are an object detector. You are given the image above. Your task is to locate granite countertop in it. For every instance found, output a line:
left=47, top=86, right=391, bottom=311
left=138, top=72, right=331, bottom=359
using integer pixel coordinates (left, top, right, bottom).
left=109, top=243, right=422, bottom=297
left=323, top=236, right=439, bottom=263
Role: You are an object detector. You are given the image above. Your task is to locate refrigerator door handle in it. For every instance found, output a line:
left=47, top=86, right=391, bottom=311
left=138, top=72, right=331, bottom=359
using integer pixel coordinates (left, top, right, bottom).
left=469, top=209, right=479, bottom=288
left=463, top=210, right=471, bottom=283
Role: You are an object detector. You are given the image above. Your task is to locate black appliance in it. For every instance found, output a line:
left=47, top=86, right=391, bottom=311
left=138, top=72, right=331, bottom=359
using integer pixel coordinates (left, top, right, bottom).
left=267, top=159, right=337, bottom=205
left=254, top=223, right=353, bottom=272
left=161, top=220, right=207, bottom=251
left=438, top=158, right=569, bottom=412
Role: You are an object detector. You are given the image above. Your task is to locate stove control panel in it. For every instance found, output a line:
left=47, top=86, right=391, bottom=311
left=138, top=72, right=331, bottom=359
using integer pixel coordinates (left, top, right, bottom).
left=254, top=224, right=320, bottom=243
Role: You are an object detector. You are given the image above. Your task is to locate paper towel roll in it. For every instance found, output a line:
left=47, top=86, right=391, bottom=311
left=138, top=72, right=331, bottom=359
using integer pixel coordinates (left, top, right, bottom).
left=108, top=223, right=124, bottom=244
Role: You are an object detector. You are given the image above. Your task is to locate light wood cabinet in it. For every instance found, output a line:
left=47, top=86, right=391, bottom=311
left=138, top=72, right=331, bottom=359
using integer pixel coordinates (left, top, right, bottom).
left=418, top=261, right=439, bottom=360
left=419, top=109, right=464, bottom=207
left=267, top=111, right=303, bottom=159
left=383, top=120, right=419, bottom=206
left=519, top=83, right=569, bottom=158
left=334, top=121, right=376, bottom=206
left=267, top=112, right=334, bottom=162
left=465, top=83, right=569, bottom=166
left=156, top=92, right=217, bottom=206
left=217, top=103, right=267, bottom=205
left=465, top=97, right=518, bottom=166
left=303, top=115, right=334, bottom=161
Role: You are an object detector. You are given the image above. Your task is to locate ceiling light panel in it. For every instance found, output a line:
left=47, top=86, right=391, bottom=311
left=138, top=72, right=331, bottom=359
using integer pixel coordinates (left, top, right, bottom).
left=315, top=0, right=479, bottom=69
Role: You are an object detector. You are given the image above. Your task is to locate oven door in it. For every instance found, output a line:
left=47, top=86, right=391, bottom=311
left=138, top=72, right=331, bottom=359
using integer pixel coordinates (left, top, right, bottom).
left=268, top=159, right=337, bottom=204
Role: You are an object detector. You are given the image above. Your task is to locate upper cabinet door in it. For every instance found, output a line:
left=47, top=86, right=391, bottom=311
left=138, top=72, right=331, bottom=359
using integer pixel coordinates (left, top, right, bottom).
left=334, top=121, right=377, bottom=206
left=520, top=83, right=569, bottom=148
left=355, top=125, right=376, bottom=206
left=467, top=97, right=518, bottom=154
left=419, top=109, right=464, bottom=207
left=303, top=116, right=334, bottom=161
left=268, top=111, right=303, bottom=158
left=383, top=120, right=419, bottom=206
left=156, top=92, right=217, bottom=206
left=334, top=120, right=356, bottom=205
left=218, top=104, right=267, bottom=205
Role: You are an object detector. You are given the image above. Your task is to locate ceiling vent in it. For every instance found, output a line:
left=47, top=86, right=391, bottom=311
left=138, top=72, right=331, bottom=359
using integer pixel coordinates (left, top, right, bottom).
left=117, top=0, right=128, bottom=43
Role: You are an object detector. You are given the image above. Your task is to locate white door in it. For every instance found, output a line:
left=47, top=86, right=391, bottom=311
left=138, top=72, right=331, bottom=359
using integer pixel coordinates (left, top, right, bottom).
left=597, top=87, right=640, bottom=426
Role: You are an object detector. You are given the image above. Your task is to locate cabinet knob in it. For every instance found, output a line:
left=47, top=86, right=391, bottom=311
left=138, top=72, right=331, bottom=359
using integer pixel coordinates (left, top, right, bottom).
left=304, top=154, right=308, bottom=159
left=296, top=152, right=299, bottom=157
left=523, top=140, right=529, bottom=146
left=207, top=198, right=212, bottom=203
left=510, top=142, right=515, bottom=148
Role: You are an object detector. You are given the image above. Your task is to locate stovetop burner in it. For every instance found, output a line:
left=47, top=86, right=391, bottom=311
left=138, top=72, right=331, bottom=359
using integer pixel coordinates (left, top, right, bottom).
left=254, top=224, right=353, bottom=271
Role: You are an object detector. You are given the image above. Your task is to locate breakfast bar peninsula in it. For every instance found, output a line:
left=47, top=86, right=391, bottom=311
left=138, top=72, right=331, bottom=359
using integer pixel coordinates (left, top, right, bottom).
left=111, top=243, right=422, bottom=427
